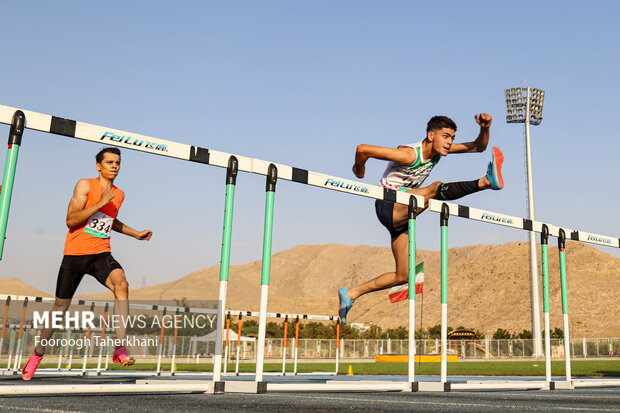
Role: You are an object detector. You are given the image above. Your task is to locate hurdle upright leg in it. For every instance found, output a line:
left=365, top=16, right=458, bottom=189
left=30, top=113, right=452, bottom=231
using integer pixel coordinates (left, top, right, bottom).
left=13, top=298, right=28, bottom=372
left=556, top=229, right=573, bottom=389
left=0, top=111, right=25, bottom=260
left=540, top=225, right=553, bottom=389
left=235, top=314, right=242, bottom=376
left=155, top=308, right=167, bottom=376
left=223, top=312, right=231, bottom=375
left=335, top=319, right=340, bottom=375
left=281, top=316, right=288, bottom=375
left=439, top=203, right=449, bottom=390
left=213, top=156, right=238, bottom=390
left=0, top=296, right=11, bottom=359
left=255, top=164, right=278, bottom=391
left=407, top=196, right=417, bottom=391
left=56, top=331, right=66, bottom=371
left=293, top=317, right=299, bottom=375
left=95, top=303, right=109, bottom=376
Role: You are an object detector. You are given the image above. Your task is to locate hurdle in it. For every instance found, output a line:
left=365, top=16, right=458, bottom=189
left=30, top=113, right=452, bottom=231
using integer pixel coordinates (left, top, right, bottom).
left=0, top=293, right=218, bottom=380
left=223, top=309, right=340, bottom=377
left=428, top=199, right=620, bottom=391
left=1, top=104, right=619, bottom=394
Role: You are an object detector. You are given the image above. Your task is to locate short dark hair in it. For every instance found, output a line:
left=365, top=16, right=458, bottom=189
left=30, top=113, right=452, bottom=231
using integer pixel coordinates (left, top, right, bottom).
left=426, top=116, right=457, bottom=132
left=96, top=147, right=121, bottom=163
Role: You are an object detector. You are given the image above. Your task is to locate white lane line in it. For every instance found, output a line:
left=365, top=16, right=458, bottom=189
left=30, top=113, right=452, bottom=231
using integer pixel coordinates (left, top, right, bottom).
left=0, top=406, right=85, bottom=413
left=274, top=393, right=620, bottom=412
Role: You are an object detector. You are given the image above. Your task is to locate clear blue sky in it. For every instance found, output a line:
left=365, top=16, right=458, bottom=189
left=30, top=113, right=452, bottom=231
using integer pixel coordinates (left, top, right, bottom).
left=1, top=1, right=618, bottom=295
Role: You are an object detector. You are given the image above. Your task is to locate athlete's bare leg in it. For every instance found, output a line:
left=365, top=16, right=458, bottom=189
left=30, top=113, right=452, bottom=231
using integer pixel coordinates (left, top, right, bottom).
left=105, top=268, right=129, bottom=342
left=33, top=298, right=71, bottom=355
left=348, top=231, right=409, bottom=300
left=347, top=176, right=490, bottom=301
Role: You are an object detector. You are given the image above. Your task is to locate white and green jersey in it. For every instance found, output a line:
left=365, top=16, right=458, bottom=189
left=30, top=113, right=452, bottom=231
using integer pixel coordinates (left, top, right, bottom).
left=380, top=141, right=440, bottom=191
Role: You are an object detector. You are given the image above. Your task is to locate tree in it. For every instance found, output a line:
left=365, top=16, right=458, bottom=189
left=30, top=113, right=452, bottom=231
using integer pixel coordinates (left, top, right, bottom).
left=493, top=328, right=511, bottom=340
left=515, top=330, right=533, bottom=339
left=550, top=327, right=564, bottom=339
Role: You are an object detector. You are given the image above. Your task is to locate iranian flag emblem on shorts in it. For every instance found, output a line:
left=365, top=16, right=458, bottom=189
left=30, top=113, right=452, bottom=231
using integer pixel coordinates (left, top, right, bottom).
left=388, top=262, right=424, bottom=303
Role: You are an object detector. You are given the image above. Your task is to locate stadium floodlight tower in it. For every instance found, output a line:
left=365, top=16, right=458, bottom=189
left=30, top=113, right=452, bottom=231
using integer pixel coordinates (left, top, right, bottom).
left=505, top=86, right=545, bottom=358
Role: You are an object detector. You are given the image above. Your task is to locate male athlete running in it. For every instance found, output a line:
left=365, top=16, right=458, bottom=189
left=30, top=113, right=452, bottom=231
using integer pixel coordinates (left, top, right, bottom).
left=22, top=147, right=152, bottom=380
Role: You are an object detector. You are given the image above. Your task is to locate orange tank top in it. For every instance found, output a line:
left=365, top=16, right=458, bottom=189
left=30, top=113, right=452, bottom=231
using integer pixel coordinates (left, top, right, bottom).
left=63, top=178, right=124, bottom=256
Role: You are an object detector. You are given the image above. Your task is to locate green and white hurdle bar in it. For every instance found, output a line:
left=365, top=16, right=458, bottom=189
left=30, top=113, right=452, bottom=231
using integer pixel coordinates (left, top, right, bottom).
left=0, top=104, right=619, bottom=394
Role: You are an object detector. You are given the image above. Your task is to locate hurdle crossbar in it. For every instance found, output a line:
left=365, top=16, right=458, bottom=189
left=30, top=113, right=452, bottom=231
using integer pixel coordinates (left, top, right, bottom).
left=1, top=104, right=616, bottom=248
left=226, top=310, right=337, bottom=322
left=0, top=104, right=425, bottom=209
left=0, top=294, right=218, bottom=315
left=428, top=199, right=619, bottom=249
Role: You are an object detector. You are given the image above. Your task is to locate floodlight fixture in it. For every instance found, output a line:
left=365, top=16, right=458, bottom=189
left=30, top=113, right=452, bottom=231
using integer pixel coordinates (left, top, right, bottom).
left=505, top=87, right=545, bottom=125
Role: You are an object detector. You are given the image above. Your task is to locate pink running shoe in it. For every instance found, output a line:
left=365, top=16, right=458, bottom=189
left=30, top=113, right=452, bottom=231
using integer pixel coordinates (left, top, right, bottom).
left=112, top=346, right=136, bottom=366
left=487, top=146, right=504, bottom=190
left=21, top=353, right=43, bottom=381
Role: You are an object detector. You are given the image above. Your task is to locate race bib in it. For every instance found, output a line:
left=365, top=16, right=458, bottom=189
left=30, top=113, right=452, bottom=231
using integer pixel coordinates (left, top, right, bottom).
left=84, top=212, right=113, bottom=239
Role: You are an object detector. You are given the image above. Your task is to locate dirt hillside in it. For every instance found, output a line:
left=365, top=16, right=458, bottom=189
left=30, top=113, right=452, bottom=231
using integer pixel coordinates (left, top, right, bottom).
left=74, top=242, right=620, bottom=337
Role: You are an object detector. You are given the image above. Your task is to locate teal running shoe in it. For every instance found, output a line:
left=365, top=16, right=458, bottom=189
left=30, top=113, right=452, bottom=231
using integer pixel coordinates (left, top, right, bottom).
left=487, top=146, right=504, bottom=190
left=338, top=287, right=354, bottom=325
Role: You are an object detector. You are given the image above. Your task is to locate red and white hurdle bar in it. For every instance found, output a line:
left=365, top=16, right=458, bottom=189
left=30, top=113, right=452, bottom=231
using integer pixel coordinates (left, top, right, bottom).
left=224, top=310, right=341, bottom=377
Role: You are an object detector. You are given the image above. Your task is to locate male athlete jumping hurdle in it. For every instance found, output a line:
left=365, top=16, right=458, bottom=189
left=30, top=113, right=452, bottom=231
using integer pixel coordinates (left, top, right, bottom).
left=338, top=114, right=503, bottom=324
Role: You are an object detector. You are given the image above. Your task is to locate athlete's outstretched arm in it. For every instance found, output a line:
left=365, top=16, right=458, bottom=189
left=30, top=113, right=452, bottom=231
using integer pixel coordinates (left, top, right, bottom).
left=449, top=113, right=493, bottom=154
left=352, top=144, right=417, bottom=178
left=112, top=219, right=152, bottom=241
left=65, top=180, right=115, bottom=228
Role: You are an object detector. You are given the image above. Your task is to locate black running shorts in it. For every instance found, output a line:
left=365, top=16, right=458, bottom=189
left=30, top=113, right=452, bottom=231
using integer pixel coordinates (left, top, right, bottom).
left=375, top=199, right=408, bottom=240
left=55, top=252, right=123, bottom=299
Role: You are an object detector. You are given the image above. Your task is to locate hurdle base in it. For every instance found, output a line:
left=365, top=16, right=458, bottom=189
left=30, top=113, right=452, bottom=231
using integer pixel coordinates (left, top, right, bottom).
left=222, top=381, right=267, bottom=394
left=552, top=381, right=573, bottom=390
left=213, top=381, right=225, bottom=394
left=417, top=381, right=451, bottom=392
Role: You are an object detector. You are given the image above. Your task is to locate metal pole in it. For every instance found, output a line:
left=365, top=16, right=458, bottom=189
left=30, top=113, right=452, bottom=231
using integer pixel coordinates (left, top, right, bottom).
left=407, top=196, right=417, bottom=390
left=524, top=88, right=543, bottom=357
left=0, top=111, right=25, bottom=259
left=255, top=164, right=277, bottom=385
left=213, top=156, right=237, bottom=390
